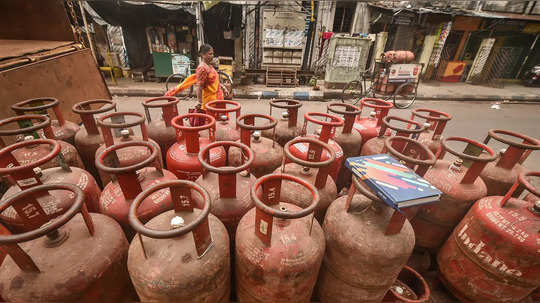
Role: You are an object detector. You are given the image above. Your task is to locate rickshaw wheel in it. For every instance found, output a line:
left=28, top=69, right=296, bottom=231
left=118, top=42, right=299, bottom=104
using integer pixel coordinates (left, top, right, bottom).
left=392, top=82, right=417, bottom=109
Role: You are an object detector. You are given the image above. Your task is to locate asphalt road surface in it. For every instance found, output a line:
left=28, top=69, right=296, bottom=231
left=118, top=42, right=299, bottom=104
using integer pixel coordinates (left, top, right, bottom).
left=114, top=96, right=540, bottom=188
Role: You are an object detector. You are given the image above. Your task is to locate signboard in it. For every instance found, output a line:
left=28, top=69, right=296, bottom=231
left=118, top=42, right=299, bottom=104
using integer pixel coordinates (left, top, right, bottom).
left=332, top=45, right=361, bottom=68
left=387, top=64, right=421, bottom=83
left=171, top=54, right=190, bottom=76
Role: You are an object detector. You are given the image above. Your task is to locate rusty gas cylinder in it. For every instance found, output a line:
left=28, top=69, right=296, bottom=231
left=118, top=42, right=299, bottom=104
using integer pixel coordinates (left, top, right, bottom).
left=128, top=180, right=230, bottom=302
left=410, top=108, right=452, bottom=155
left=142, top=96, right=179, bottom=164
left=95, top=140, right=176, bottom=237
left=326, top=102, right=363, bottom=191
left=289, top=112, right=344, bottom=182
left=236, top=173, right=325, bottom=302
left=167, top=113, right=226, bottom=180
left=261, top=99, right=302, bottom=146
left=411, top=137, right=497, bottom=252
left=361, top=115, right=426, bottom=156
left=0, top=115, right=84, bottom=170
left=480, top=129, right=540, bottom=197
left=275, top=137, right=336, bottom=223
left=0, top=139, right=101, bottom=231
left=317, top=175, right=416, bottom=303
left=382, top=266, right=431, bottom=303
left=229, top=114, right=283, bottom=177
left=205, top=100, right=241, bottom=141
left=0, top=183, right=131, bottom=302
left=196, top=141, right=255, bottom=240
left=96, top=111, right=163, bottom=186
left=437, top=171, right=540, bottom=302
left=72, top=99, right=117, bottom=183
left=353, top=98, right=393, bottom=143
left=11, top=97, right=80, bottom=145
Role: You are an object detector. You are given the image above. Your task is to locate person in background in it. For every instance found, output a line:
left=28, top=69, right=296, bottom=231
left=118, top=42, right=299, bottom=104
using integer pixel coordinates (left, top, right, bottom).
left=165, top=44, right=229, bottom=109
left=194, top=44, right=223, bottom=110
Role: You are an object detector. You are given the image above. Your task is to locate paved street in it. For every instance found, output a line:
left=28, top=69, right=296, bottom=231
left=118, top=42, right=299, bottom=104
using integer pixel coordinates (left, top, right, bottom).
left=114, top=96, right=540, bottom=180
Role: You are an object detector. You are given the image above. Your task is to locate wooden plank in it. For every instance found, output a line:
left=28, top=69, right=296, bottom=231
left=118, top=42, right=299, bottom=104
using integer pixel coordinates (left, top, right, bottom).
left=0, top=40, right=76, bottom=60
left=0, top=49, right=111, bottom=123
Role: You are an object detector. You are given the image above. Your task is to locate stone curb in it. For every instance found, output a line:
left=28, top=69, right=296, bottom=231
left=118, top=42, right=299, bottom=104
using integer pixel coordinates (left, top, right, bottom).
left=109, top=88, right=540, bottom=102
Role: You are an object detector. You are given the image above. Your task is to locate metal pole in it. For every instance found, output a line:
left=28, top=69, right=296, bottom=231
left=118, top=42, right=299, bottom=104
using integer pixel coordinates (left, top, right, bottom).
left=516, top=32, right=539, bottom=79
left=78, top=1, right=97, bottom=63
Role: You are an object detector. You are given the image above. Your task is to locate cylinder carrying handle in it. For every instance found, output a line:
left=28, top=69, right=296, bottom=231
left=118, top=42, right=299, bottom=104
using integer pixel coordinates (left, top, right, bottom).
left=251, top=173, right=320, bottom=246
left=128, top=180, right=213, bottom=258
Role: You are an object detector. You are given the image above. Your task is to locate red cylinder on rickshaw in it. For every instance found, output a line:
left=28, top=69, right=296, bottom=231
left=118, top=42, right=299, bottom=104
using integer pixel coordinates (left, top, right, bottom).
left=142, top=96, right=179, bottom=163
left=229, top=114, right=283, bottom=178
left=480, top=129, right=540, bottom=197
left=127, top=180, right=230, bottom=302
left=437, top=171, right=540, bottom=302
left=0, top=183, right=132, bottom=302
left=72, top=99, right=117, bottom=182
left=289, top=112, right=344, bottom=182
left=95, top=111, right=163, bottom=186
left=235, top=173, right=325, bottom=303
left=11, top=97, right=80, bottom=145
left=166, top=113, right=226, bottom=180
left=205, top=100, right=241, bottom=142
left=261, top=99, right=302, bottom=146
left=0, top=139, right=101, bottom=230
left=0, top=115, right=83, bottom=170
left=353, top=98, right=393, bottom=144
left=410, top=108, right=452, bottom=155
left=95, top=140, right=176, bottom=237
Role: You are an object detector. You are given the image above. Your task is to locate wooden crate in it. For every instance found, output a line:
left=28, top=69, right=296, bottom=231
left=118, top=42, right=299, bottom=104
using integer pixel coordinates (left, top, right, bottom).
left=266, top=67, right=297, bottom=87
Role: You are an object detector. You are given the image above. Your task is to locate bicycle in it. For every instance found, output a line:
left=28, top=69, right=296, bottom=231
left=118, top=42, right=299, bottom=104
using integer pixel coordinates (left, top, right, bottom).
left=342, top=61, right=423, bottom=109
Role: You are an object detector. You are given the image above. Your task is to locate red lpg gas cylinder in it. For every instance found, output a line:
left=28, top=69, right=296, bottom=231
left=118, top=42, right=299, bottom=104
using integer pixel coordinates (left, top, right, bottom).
left=276, top=137, right=337, bottom=223
left=410, top=108, right=452, bottom=155
left=481, top=129, right=540, bottom=196
left=142, top=96, right=179, bottom=163
left=205, top=100, right=241, bottom=141
left=326, top=102, right=363, bottom=191
left=0, top=115, right=83, bottom=169
left=437, top=171, right=540, bottom=302
left=382, top=266, right=431, bottom=303
left=235, top=173, right=325, bottom=302
left=96, top=111, right=163, bottom=185
left=196, top=141, right=255, bottom=240
left=128, top=180, right=230, bottom=302
left=72, top=99, right=117, bottom=182
left=361, top=115, right=426, bottom=156
left=95, top=141, right=176, bottom=237
left=353, top=98, right=393, bottom=143
left=0, top=183, right=132, bottom=302
left=289, top=112, right=344, bottom=182
left=411, top=137, right=497, bottom=252
left=229, top=114, right=283, bottom=178
left=317, top=176, right=416, bottom=303
left=167, top=113, right=226, bottom=180
left=261, top=99, right=302, bottom=146
left=11, top=97, right=80, bottom=145
left=0, top=139, right=101, bottom=231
